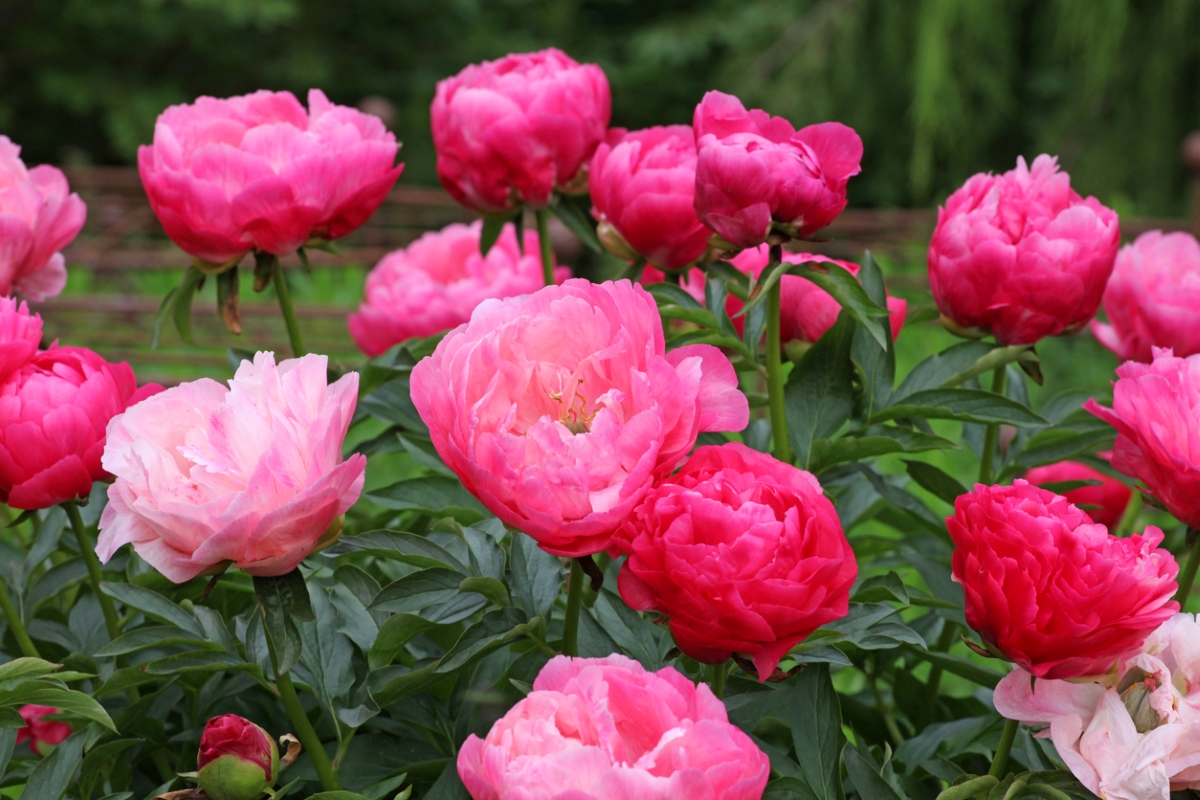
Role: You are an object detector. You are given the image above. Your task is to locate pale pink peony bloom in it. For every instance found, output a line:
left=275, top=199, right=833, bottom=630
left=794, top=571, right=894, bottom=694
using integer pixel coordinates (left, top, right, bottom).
left=410, top=279, right=749, bottom=557
left=928, top=154, right=1119, bottom=345
left=692, top=91, right=862, bottom=249
left=995, top=613, right=1200, bottom=800
left=97, top=352, right=365, bottom=583
left=1086, top=349, right=1200, bottom=529
left=348, top=220, right=567, bottom=357
left=432, top=49, right=611, bottom=214
left=0, top=136, right=86, bottom=300
left=138, top=89, right=403, bottom=266
left=1093, top=231, right=1200, bottom=362
left=457, top=654, right=769, bottom=800
left=589, top=125, right=711, bottom=271
left=0, top=297, right=44, bottom=385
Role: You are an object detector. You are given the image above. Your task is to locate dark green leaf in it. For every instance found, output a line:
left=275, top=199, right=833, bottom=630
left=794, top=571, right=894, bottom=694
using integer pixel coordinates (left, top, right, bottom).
left=424, top=760, right=471, bottom=800
left=790, top=664, right=846, bottom=800
left=370, top=568, right=463, bottom=614
left=142, top=650, right=240, bottom=675
left=479, top=214, right=512, bottom=256
left=367, top=614, right=442, bottom=670
left=1037, top=479, right=1103, bottom=494
left=94, top=625, right=218, bottom=657
left=851, top=572, right=910, bottom=605
left=705, top=277, right=738, bottom=337
left=872, top=388, right=1046, bottom=426
left=902, top=645, right=1002, bottom=688
left=308, top=793, right=370, bottom=800
left=764, top=777, right=821, bottom=800
left=325, top=530, right=469, bottom=574
left=794, top=261, right=890, bottom=349
left=786, top=312, right=857, bottom=468
left=254, top=569, right=314, bottom=675
left=216, top=263, right=240, bottom=333
left=851, top=252, right=894, bottom=417
left=510, top=534, right=562, bottom=620
left=844, top=746, right=906, bottom=800
left=0, top=727, right=16, bottom=779
left=172, top=265, right=206, bottom=345
left=903, top=460, right=969, bottom=505
left=894, top=342, right=1033, bottom=401
left=806, top=428, right=958, bottom=475
left=458, top=576, right=511, bottom=607
left=590, top=590, right=666, bottom=670
left=0, top=708, right=21, bottom=729
left=369, top=663, right=452, bottom=708
left=647, top=281, right=704, bottom=310
left=22, top=730, right=85, bottom=800
left=100, top=583, right=202, bottom=636
left=434, top=608, right=543, bottom=672
left=549, top=194, right=602, bottom=252
left=151, top=284, right=179, bottom=350
left=365, top=477, right=488, bottom=522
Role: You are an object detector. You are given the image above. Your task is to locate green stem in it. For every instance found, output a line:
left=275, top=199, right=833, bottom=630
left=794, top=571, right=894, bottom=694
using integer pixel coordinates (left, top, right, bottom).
left=535, top=208, right=555, bottom=287
left=1176, top=528, right=1200, bottom=612
left=765, top=246, right=793, bottom=465
left=978, top=366, right=1008, bottom=484
left=260, top=609, right=341, bottom=791
left=561, top=559, right=584, bottom=657
left=865, top=667, right=904, bottom=747
left=709, top=661, right=727, bottom=700
left=64, top=501, right=121, bottom=644
left=271, top=256, right=306, bottom=358
left=0, top=574, right=38, bottom=659
left=924, top=621, right=957, bottom=696
left=988, top=717, right=1020, bottom=778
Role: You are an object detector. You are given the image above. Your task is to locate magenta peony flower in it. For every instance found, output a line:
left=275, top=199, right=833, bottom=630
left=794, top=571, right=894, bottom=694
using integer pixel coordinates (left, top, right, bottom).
left=949, top=480, right=1178, bottom=679
left=589, top=125, right=711, bottom=271
left=0, top=346, right=162, bottom=510
left=97, top=352, right=365, bottom=583
left=432, top=49, right=611, bottom=214
left=995, top=613, right=1200, bottom=799
left=410, top=279, right=749, bottom=557
left=197, top=715, right=278, bottom=800
left=0, top=136, right=86, bottom=300
left=457, top=655, right=769, bottom=800
left=16, top=706, right=71, bottom=757
left=1086, top=349, right=1200, bottom=529
left=1093, top=231, right=1200, bottom=362
left=692, top=91, right=862, bottom=249
left=138, top=89, right=403, bottom=267
left=348, top=220, right=567, bottom=357
left=614, top=443, right=857, bottom=681
left=1024, top=460, right=1132, bottom=529
left=928, top=154, right=1119, bottom=345
left=0, top=297, right=44, bottom=385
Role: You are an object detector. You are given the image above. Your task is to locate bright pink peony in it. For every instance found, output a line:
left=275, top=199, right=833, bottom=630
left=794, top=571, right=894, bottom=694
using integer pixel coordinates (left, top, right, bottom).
left=97, top=352, right=365, bottom=583
left=949, top=480, right=1178, bottom=679
left=0, top=297, right=44, bottom=385
left=0, top=347, right=162, bottom=510
left=692, top=91, right=862, bottom=249
left=1093, top=231, right=1200, bottom=362
left=1025, top=460, right=1132, bottom=529
left=589, top=125, right=711, bottom=271
left=995, top=613, right=1200, bottom=800
left=0, top=136, right=86, bottom=300
left=614, top=443, right=857, bottom=681
left=457, top=655, right=769, bottom=800
left=348, top=220, right=567, bottom=357
left=432, top=49, right=611, bottom=214
left=138, top=89, right=402, bottom=266
left=410, top=279, right=749, bottom=557
left=17, top=706, right=71, bottom=757
left=1086, top=349, right=1200, bottom=529
left=928, top=154, right=1119, bottom=345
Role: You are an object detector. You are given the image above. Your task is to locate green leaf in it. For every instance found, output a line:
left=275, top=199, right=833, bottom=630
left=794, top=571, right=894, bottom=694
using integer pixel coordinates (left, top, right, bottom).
left=365, top=477, right=488, bottom=522
left=871, top=388, right=1046, bottom=426
left=254, top=569, right=315, bottom=675
left=764, top=777, right=820, bottom=800
left=479, top=214, right=514, bottom=256
left=903, top=460, right=968, bottom=505
left=510, top=534, right=562, bottom=620
left=424, top=760, right=471, bottom=800
left=806, top=427, right=957, bottom=475
left=0, top=682, right=115, bottom=731
left=893, top=341, right=1033, bottom=401
left=794, top=261, right=891, bottom=349
left=94, top=625, right=218, bottom=657
left=308, top=793, right=370, bottom=800
left=590, top=590, right=666, bottom=670
left=1038, top=479, right=1103, bottom=494
left=325, top=530, right=469, bottom=574
left=791, top=664, right=846, bottom=800
left=851, top=252, right=895, bottom=418
left=0, top=708, right=21, bottom=729
left=851, top=572, right=910, bottom=605
left=434, top=608, right=543, bottom=672
left=0, top=727, right=16, bottom=779
left=172, top=265, right=206, bottom=345
left=458, top=576, right=511, bottom=607
left=902, top=645, right=1003, bottom=688
left=100, top=583, right=202, bottom=636
left=786, top=312, right=857, bottom=469
left=704, top=277, right=738, bottom=337
left=646, top=281, right=704, bottom=310
left=142, top=650, right=240, bottom=674
left=21, top=730, right=85, bottom=800
left=0, top=657, right=61, bottom=685
left=369, top=663, right=452, bottom=708
left=844, top=746, right=906, bottom=800
left=151, top=284, right=179, bottom=350
left=548, top=194, right=601, bottom=252
left=367, top=614, right=442, bottom=670
left=371, top=568, right=463, bottom=614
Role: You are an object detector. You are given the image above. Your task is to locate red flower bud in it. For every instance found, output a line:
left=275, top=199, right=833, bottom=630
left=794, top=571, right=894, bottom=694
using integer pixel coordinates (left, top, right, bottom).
left=197, top=715, right=278, bottom=800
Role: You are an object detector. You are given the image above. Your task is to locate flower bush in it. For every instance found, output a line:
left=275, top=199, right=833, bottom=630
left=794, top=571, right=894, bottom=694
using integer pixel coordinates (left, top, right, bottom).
left=0, top=44, right=1197, bottom=800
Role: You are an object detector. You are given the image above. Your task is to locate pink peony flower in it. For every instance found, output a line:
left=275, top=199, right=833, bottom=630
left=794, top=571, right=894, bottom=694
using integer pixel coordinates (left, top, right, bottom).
left=1024, top=459, right=1132, bottom=529
left=928, top=155, right=1119, bottom=345
left=457, top=654, right=769, bottom=800
left=138, top=89, right=403, bottom=266
left=348, top=220, right=567, bottom=357
left=432, top=49, right=611, bottom=214
left=16, top=705, right=71, bottom=757
left=614, top=443, right=857, bottom=681
left=949, top=480, right=1178, bottom=679
left=995, top=613, right=1200, bottom=800
left=410, top=279, right=749, bottom=557
left=197, top=714, right=279, bottom=800
left=692, top=91, right=862, bottom=249
left=0, top=136, right=86, bottom=300
left=589, top=125, right=711, bottom=271
left=1093, top=231, right=1200, bottom=362
left=0, top=346, right=162, bottom=510
left=97, top=352, right=365, bottom=583
left=0, top=297, right=44, bottom=385
left=1086, top=349, right=1200, bottom=529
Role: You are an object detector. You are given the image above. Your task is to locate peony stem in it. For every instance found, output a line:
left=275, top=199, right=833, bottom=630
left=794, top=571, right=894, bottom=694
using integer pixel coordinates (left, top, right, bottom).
left=64, top=500, right=122, bottom=644
left=0, top=573, right=38, bottom=659
left=271, top=256, right=306, bottom=358
left=765, top=246, right=793, bottom=465
left=708, top=661, right=727, bottom=700
left=561, top=559, right=584, bottom=657
left=1176, top=528, right=1200, bottom=611
left=988, top=717, right=1020, bottom=778
left=535, top=208, right=555, bottom=287
left=978, top=366, right=1008, bottom=484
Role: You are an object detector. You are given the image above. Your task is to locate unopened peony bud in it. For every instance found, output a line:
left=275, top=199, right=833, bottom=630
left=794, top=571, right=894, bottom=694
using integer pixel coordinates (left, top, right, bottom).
left=196, top=715, right=278, bottom=800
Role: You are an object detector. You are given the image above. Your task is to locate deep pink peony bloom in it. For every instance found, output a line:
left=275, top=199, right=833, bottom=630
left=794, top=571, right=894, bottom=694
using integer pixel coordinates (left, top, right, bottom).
left=692, top=91, right=862, bottom=249
left=0, top=136, right=86, bottom=300
left=589, top=125, right=711, bottom=271
left=1093, top=231, right=1200, bottom=362
left=197, top=715, right=278, bottom=800
left=614, top=443, right=857, bottom=681
left=348, top=220, right=567, bottom=357
left=949, top=480, right=1178, bottom=679
left=0, top=297, right=44, bottom=385
left=97, top=352, right=365, bottom=583
left=432, top=49, right=611, bottom=214
left=928, top=154, right=1119, bottom=345
left=995, top=613, right=1200, bottom=800
left=1086, top=349, right=1200, bottom=529
left=0, top=347, right=162, bottom=510
left=410, top=279, right=749, bottom=557
left=457, top=655, right=769, bottom=800
left=16, top=706, right=71, bottom=757
left=138, top=89, right=403, bottom=266
left=1025, top=460, right=1132, bottom=529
